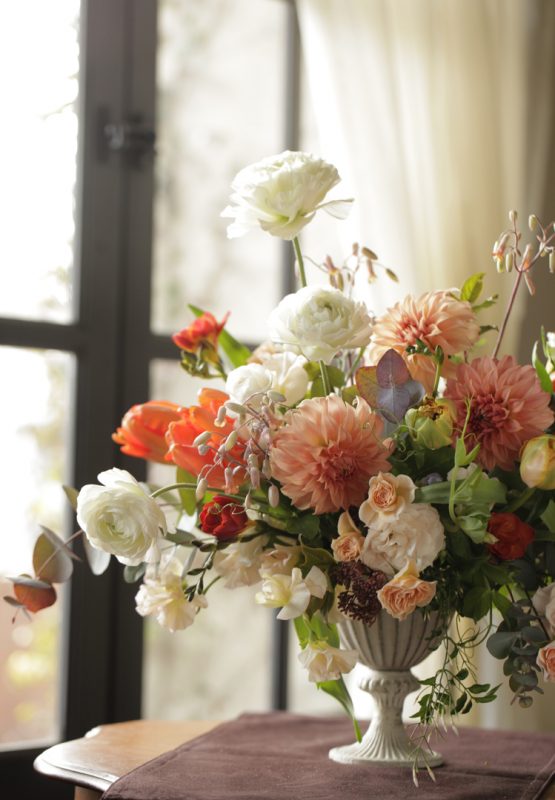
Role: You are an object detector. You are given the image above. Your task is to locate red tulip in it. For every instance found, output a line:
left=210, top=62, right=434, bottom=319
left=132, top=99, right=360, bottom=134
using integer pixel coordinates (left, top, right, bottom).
left=113, top=401, right=182, bottom=463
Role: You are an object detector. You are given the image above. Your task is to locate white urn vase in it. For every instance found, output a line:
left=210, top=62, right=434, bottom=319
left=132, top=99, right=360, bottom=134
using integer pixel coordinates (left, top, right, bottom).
left=329, top=609, right=444, bottom=767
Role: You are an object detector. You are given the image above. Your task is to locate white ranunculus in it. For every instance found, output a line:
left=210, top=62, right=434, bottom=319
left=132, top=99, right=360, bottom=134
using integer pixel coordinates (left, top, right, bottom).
left=298, top=641, right=358, bottom=683
left=221, top=150, right=352, bottom=240
left=76, top=468, right=165, bottom=566
left=226, top=352, right=309, bottom=409
left=268, top=285, right=373, bottom=364
left=360, top=503, right=445, bottom=576
left=135, top=560, right=207, bottom=633
left=225, top=364, right=273, bottom=408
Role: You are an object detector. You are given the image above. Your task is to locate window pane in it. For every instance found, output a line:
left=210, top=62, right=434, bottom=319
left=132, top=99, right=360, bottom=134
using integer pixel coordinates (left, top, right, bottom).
left=151, top=0, right=287, bottom=342
left=0, top=1, right=79, bottom=324
left=142, top=360, right=272, bottom=720
left=0, top=347, right=75, bottom=747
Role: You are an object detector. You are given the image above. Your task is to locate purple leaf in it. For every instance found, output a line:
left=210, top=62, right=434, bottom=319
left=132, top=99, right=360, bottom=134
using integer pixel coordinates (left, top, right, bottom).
left=376, top=349, right=411, bottom=387
left=378, top=385, right=411, bottom=422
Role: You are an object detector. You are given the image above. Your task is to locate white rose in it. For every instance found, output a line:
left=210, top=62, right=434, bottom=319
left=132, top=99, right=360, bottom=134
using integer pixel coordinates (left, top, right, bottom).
left=360, top=503, right=445, bottom=575
left=532, top=584, right=555, bottom=637
left=221, top=150, right=352, bottom=240
left=298, top=641, right=358, bottom=683
left=225, top=352, right=309, bottom=409
left=135, top=559, right=207, bottom=632
left=268, top=285, right=372, bottom=363
left=76, top=468, right=166, bottom=566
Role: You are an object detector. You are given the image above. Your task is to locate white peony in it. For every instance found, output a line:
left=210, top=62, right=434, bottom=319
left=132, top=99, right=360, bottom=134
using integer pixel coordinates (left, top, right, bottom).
left=76, top=468, right=166, bottom=566
left=360, top=503, right=445, bottom=576
left=532, top=584, right=555, bottom=637
left=225, top=352, right=309, bottom=409
left=255, top=566, right=327, bottom=620
left=221, top=150, right=352, bottom=240
left=268, top=285, right=373, bottom=363
left=135, top=560, right=207, bottom=633
left=298, top=641, right=358, bottom=683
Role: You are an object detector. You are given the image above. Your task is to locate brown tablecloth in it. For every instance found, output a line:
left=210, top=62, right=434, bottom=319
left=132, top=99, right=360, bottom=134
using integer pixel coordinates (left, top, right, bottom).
left=102, top=712, right=555, bottom=800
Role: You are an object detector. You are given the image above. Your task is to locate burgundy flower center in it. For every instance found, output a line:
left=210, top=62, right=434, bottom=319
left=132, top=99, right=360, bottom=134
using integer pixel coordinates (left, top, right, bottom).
left=467, top=394, right=509, bottom=437
left=319, top=445, right=357, bottom=482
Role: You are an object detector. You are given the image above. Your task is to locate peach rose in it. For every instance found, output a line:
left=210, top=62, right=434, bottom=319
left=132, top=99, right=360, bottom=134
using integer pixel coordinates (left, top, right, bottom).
left=537, top=642, right=555, bottom=682
left=332, top=512, right=365, bottom=562
left=359, top=472, right=415, bottom=529
left=377, top=560, right=436, bottom=620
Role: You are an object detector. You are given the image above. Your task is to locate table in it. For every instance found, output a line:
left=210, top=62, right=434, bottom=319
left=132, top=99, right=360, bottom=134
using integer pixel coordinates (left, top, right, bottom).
left=34, top=720, right=220, bottom=800
left=35, top=719, right=555, bottom=800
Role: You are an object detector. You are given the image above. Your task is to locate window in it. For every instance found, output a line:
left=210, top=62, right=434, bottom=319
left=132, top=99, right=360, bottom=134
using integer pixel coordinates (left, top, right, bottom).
left=1, top=1, right=300, bottom=793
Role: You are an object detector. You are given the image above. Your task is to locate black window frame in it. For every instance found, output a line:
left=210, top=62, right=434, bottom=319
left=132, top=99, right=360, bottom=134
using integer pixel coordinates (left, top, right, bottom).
left=1, top=0, right=300, bottom=793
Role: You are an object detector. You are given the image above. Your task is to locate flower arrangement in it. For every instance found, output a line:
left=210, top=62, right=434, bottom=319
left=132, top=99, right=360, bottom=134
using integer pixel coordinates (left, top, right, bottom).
left=6, top=151, right=555, bottom=767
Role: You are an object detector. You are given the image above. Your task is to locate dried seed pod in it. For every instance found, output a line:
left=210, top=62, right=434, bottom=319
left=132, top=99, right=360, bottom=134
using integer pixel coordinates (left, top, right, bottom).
left=268, top=484, right=280, bottom=508
left=193, top=431, right=212, bottom=447
left=195, top=478, right=208, bottom=501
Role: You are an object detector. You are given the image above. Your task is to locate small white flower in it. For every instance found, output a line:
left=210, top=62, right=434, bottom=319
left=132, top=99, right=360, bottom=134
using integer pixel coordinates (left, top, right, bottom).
left=298, top=641, right=358, bottom=683
left=213, top=535, right=268, bottom=589
left=76, top=468, right=165, bottom=566
left=360, top=503, right=445, bottom=575
left=135, top=559, right=207, bottom=633
left=221, top=150, right=352, bottom=241
left=225, top=353, right=309, bottom=410
left=268, top=285, right=372, bottom=364
left=255, top=566, right=327, bottom=620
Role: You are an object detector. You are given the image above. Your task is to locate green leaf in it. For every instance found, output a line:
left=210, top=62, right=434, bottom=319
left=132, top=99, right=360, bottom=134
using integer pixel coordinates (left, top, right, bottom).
left=521, top=626, right=548, bottom=645
left=532, top=341, right=553, bottom=393
left=472, top=294, right=498, bottom=312
left=188, top=304, right=251, bottom=367
left=355, top=366, right=380, bottom=407
left=460, top=272, right=485, bottom=304
left=62, top=485, right=79, bottom=511
left=293, top=615, right=311, bottom=649
left=541, top=500, right=555, bottom=534
left=176, top=468, right=198, bottom=515
left=462, top=586, right=492, bottom=620
left=123, top=563, right=146, bottom=584
left=486, top=630, right=517, bottom=659
left=33, top=528, right=75, bottom=584
left=165, top=529, right=198, bottom=545
left=317, top=677, right=362, bottom=742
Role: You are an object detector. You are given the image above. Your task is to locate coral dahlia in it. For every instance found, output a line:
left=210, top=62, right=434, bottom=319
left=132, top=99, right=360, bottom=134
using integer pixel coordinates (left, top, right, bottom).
left=444, top=356, right=554, bottom=471
left=269, top=395, right=390, bottom=514
left=370, top=291, right=480, bottom=391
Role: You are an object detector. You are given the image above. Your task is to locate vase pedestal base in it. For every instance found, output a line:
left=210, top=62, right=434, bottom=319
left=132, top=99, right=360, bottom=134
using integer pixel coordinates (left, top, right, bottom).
left=328, top=668, right=444, bottom=768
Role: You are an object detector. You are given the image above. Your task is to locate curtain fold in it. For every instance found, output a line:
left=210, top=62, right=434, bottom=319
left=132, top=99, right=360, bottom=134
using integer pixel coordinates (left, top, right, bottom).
left=297, top=0, right=555, bottom=730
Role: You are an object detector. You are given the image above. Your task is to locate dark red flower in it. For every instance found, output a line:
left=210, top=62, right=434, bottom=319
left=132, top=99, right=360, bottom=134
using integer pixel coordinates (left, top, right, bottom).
left=199, top=496, right=249, bottom=540
left=487, top=512, right=534, bottom=561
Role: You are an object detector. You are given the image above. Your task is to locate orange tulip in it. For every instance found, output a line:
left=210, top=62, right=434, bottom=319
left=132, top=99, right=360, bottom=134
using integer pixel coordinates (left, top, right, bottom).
left=172, top=312, right=229, bottom=354
left=113, top=401, right=183, bottom=463
left=166, top=388, right=247, bottom=489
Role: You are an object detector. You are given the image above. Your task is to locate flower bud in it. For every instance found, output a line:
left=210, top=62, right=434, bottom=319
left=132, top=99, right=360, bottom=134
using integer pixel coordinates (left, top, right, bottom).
left=215, top=405, right=228, bottom=427
left=193, top=430, right=212, bottom=447
left=549, top=251, right=555, bottom=274
left=224, top=430, right=238, bottom=451
left=520, top=435, right=555, bottom=490
left=504, top=251, right=514, bottom=273
left=405, top=398, right=455, bottom=450
left=529, top=214, right=538, bottom=231
left=195, top=478, right=208, bottom=500
left=268, top=484, right=280, bottom=508
left=509, top=209, right=518, bottom=224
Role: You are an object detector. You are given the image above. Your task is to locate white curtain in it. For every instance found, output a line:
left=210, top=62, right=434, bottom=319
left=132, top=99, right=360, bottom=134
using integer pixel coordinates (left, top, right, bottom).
left=297, top=0, right=555, bottom=351
left=297, top=0, right=555, bottom=730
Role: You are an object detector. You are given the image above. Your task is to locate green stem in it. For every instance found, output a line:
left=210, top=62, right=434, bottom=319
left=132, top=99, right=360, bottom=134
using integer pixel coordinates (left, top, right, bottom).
left=319, top=360, right=332, bottom=395
left=346, top=346, right=365, bottom=383
left=150, top=483, right=244, bottom=502
left=504, top=486, right=535, bottom=514
left=293, top=236, right=307, bottom=288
